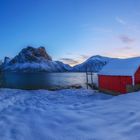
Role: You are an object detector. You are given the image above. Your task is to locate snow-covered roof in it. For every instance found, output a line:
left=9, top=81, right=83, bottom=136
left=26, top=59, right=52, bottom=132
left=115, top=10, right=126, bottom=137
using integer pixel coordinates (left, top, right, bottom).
left=99, top=57, right=140, bottom=76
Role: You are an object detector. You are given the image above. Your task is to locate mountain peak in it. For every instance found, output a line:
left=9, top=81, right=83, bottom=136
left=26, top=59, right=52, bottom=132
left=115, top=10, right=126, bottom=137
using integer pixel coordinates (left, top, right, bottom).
left=9, top=46, right=52, bottom=64
left=72, top=55, right=114, bottom=72
left=88, top=55, right=111, bottom=60
left=2, top=46, right=71, bottom=72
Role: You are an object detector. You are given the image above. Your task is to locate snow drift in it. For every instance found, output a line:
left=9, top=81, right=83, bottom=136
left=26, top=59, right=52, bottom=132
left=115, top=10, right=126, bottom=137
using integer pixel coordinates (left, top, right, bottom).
left=0, top=88, right=140, bottom=140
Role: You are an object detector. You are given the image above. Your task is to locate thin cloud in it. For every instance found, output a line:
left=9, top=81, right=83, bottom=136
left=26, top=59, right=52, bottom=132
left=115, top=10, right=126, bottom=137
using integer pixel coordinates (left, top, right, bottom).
left=120, top=46, right=132, bottom=50
left=104, top=52, right=140, bottom=59
left=60, top=58, right=79, bottom=66
left=60, top=54, right=91, bottom=66
left=119, top=35, right=135, bottom=44
left=116, top=16, right=140, bottom=34
left=80, top=55, right=90, bottom=60
left=116, top=17, right=126, bottom=25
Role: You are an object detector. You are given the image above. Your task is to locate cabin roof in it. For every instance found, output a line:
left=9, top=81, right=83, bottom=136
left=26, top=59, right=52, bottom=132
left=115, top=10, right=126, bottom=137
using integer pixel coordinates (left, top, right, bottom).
left=99, top=57, right=140, bottom=76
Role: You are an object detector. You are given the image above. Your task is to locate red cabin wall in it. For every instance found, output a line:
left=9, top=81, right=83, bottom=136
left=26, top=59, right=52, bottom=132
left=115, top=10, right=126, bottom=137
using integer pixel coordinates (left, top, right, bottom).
left=98, top=75, right=132, bottom=94
left=135, top=67, right=140, bottom=85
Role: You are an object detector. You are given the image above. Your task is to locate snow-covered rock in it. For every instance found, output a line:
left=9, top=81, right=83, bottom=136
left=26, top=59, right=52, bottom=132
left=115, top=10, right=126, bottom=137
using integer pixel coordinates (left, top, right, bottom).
left=11, top=46, right=52, bottom=63
left=2, top=46, right=72, bottom=72
left=71, top=55, right=115, bottom=72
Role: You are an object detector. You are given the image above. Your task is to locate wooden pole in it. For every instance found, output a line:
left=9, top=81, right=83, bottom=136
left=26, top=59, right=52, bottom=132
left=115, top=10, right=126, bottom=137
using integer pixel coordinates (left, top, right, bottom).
left=86, top=64, right=88, bottom=89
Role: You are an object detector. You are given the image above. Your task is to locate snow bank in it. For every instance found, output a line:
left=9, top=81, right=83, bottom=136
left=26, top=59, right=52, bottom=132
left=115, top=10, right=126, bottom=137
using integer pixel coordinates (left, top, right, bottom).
left=0, top=89, right=140, bottom=140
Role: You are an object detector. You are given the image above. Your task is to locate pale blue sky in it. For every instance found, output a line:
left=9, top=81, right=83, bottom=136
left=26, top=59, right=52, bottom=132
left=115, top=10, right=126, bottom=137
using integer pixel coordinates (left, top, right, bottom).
left=0, top=0, right=140, bottom=65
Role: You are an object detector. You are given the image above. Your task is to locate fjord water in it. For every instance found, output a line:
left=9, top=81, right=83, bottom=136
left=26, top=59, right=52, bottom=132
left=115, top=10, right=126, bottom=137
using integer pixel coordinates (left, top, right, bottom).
left=0, top=72, right=98, bottom=90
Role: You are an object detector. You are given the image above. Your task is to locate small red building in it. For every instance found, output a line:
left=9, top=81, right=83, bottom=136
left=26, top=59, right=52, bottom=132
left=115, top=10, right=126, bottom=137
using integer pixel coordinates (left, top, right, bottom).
left=98, top=58, right=140, bottom=95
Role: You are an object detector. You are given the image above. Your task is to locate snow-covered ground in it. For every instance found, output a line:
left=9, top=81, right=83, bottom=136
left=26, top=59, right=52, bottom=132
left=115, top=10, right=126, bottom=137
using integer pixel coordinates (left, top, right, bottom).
left=0, top=89, right=140, bottom=140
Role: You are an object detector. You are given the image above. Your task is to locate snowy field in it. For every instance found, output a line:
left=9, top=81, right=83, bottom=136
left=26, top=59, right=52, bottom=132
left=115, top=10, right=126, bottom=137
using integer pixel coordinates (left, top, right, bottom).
left=0, top=89, right=140, bottom=140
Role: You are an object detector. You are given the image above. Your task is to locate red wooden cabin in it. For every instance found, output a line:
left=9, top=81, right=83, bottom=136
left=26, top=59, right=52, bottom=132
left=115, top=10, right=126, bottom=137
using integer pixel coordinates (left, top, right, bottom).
left=98, top=58, right=140, bottom=95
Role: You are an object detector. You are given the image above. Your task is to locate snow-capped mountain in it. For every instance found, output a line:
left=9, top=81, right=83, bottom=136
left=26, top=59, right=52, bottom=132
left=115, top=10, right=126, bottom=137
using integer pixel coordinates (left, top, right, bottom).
left=71, top=55, right=115, bottom=72
left=2, top=46, right=116, bottom=73
left=2, top=46, right=72, bottom=72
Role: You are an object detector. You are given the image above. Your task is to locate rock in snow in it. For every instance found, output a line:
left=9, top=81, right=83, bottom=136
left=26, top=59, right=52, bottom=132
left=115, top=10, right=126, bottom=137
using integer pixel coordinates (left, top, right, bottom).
left=2, top=46, right=72, bottom=72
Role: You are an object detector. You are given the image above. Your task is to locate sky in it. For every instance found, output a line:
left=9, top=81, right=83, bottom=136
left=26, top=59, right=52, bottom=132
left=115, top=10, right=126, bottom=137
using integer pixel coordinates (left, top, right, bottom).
left=0, top=0, right=140, bottom=66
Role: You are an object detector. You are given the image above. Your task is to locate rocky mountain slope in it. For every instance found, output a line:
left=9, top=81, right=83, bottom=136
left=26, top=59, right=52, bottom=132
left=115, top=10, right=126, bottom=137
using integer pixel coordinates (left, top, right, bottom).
left=2, top=46, right=72, bottom=72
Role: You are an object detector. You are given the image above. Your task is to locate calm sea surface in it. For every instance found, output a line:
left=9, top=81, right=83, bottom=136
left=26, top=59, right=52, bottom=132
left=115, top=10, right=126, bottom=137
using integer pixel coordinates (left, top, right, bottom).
left=0, top=72, right=98, bottom=90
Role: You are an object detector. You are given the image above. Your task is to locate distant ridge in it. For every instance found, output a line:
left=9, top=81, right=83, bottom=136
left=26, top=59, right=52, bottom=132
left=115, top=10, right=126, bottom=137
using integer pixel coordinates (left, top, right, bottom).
left=71, top=55, right=116, bottom=72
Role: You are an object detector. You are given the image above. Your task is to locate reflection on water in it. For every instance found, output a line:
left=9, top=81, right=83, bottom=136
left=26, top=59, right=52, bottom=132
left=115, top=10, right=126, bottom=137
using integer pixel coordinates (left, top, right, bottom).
left=0, top=72, right=98, bottom=90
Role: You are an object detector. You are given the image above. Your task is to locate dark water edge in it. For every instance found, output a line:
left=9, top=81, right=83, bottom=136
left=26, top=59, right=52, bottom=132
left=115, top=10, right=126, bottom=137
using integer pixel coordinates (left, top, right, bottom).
left=0, top=72, right=98, bottom=90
